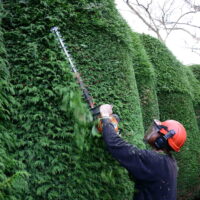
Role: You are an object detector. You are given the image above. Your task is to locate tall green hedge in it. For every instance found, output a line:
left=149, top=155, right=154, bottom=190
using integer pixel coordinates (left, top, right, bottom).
left=191, top=65, right=200, bottom=80
left=131, top=32, right=159, bottom=130
left=189, top=65, right=200, bottom=199
left=2, top=0, right=144, bottom=199
left=184, top=66, right=200, bottom=105
left=1, top=0, right=200, bottom=199
left=0, top=3, right=28, bottom=199
left=190, top=65, right=200, bottom=130
left=140, top=34, right=200, bottom=199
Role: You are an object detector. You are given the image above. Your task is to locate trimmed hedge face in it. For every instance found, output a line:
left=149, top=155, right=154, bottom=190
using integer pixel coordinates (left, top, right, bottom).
left=184, top=66, right=200, bottom=105
left=140, top=34, right=200, bottom=199
left=131, top=32, right=159, bottom=130
left=2, top=0, right=144, bottom=199
left=0, top=4, right=28, bottom=199
left=190, top=65, right=200, bottom=134
left=1, top=1, right=200, bottom=199
left=191, top=65, right=200, bottom=80
left=139, top=34, right=189, bottom=94
left=190, top=65, right=200, bottom=200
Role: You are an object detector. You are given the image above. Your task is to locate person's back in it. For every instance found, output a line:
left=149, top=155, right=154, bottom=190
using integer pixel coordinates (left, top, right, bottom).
left=132, top=150, right=177, bottom=200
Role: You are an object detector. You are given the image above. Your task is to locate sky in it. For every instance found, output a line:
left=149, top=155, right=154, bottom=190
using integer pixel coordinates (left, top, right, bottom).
left=115, top=0, right=200, bottom=65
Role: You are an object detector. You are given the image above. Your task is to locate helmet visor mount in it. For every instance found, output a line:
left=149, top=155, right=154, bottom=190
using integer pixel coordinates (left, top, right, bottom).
left=144, top=119, right=161, bottom=143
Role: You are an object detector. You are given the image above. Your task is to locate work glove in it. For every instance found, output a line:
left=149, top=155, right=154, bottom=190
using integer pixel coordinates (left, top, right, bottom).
left=99, top=104, right=113, bottom=117
left=97, top=104, right=119, bottom=134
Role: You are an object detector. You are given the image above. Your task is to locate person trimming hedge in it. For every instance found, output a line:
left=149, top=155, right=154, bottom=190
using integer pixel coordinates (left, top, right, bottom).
left=99, top=104, right=187, bottom=200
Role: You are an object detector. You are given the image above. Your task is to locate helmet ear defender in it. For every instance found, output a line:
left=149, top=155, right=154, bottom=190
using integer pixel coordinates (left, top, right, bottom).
left=154, top=129, right=176, bottom=149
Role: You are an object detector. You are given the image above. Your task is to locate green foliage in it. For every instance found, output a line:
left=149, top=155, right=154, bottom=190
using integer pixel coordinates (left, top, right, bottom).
left=140, top=34, right=189, bottom=94
left=0, top=125, right=29, bottom=200
left=131, top=32, right=159, bottom=130
left=183, top=66, right=200, bottom=105
left=190, top=64, right=200, bottom=80
left=2, top=0, right=144, bottom=199
left=190, top=65, right=200, bottom=131
left=1, top=1, right=200, bottom=200
left=0, top=3, right=28, bottom=199
left=140, top=33, right=200, bottom=199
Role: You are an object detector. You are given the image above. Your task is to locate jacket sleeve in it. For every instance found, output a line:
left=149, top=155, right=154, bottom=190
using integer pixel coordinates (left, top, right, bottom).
left=102, top=120, right=161, bottom=181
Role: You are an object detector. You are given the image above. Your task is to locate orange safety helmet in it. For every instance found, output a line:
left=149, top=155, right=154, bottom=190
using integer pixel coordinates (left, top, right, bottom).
left=158, top=120, right=187, bottom=152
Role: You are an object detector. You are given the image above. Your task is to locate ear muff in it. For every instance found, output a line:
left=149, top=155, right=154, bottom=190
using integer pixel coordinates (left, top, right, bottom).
left=154, top=130, right=176, bottom=149
left=154, top=136, right=168, bottom=149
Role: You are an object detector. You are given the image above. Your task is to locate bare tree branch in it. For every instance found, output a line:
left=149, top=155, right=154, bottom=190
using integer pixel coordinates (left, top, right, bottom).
left=135, top=0, right=159, bottom=33
left=166, top=27, right=200, bottom=40
left=124, top=0, right=163, bottom=41
left=185, top=44, right=200, bottom=56
left=164, top=21, right=200, bottom=29
left=164, top=10, right=198, bottom=40
left=184, top=0, right=200, bottom=11
left=124, top=0, right=200, bottom=54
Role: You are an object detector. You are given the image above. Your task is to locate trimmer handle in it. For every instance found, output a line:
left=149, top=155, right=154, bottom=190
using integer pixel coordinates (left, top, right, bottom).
left=90, top=106, right=101, bottom=118
left=90, top=105, right=120, bottom=123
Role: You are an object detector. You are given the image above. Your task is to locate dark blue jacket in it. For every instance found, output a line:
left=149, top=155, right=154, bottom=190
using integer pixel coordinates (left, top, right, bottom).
left=102, top=120, right=178, bottom=200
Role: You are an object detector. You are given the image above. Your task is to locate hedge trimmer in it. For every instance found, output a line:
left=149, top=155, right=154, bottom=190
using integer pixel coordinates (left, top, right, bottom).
left=51, top=27, right=120, bottom=134
left=51, top=26, right=100, bottom=117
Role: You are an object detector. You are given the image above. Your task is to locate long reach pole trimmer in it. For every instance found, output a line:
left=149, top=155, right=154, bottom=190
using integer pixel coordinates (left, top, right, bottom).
left=51, top=27, right=100, bottom=117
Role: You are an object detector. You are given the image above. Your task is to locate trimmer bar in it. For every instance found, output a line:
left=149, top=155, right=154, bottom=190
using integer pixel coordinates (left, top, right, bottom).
left=51, top=27, right=100, bottom=117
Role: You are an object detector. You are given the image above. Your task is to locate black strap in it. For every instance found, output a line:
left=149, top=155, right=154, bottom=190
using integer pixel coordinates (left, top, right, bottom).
left=157, top=125, right=168, bottom=131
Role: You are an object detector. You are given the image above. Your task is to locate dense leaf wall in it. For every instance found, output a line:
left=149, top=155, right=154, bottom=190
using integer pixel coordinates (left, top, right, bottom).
left=189, top=65, right=200, bottom=199
left=191, top=65, right=200, bottom=80
left=1, top=0, right=200, bottom=200
left=140, top=34, right=200, bottom=199
left=1, top=0, right=144, bottom=199
left=131, top=32, right=159, bottom=130
left=190, top=65, right=200, bottom=135
left=0, top=4, right=28, bottom=200
left=184, top=66, right=200, bottom=105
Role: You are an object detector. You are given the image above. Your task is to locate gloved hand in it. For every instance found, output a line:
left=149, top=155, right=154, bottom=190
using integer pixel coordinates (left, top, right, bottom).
left=99, top=104, right=113, bottom=118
